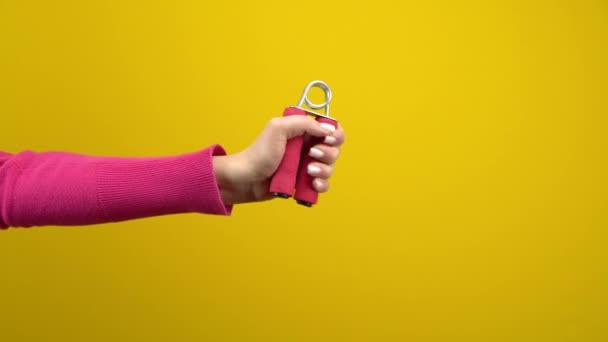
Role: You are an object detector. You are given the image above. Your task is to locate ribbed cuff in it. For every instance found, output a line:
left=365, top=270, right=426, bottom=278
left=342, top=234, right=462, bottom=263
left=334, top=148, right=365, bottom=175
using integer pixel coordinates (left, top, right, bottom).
left=96, top=144, right=233, bottom=223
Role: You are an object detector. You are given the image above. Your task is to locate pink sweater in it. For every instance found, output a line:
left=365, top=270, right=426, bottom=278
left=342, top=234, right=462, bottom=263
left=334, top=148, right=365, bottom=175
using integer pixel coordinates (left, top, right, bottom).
left=0, top=145, right=232, bottom=229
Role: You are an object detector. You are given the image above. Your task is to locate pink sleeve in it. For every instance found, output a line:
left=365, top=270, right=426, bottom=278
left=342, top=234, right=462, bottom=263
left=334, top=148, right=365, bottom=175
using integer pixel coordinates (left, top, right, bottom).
left=0, top=145, right=232, bottom=229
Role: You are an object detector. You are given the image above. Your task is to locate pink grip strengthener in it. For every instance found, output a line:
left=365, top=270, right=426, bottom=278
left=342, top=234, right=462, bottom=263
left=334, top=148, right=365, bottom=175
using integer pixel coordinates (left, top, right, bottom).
left=269, top=80, right=338, bottom=207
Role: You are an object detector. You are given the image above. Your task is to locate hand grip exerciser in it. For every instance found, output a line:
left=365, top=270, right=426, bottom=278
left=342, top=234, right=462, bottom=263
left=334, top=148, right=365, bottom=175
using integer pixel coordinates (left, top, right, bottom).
left=269, top=80, right=339, bottom=207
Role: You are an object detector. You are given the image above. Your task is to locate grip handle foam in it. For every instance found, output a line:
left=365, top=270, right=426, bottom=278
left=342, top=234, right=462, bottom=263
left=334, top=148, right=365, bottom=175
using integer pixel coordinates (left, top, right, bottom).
left=268, top=107, right=307, bottom=198
left=294, top=117, right=338, bottom=206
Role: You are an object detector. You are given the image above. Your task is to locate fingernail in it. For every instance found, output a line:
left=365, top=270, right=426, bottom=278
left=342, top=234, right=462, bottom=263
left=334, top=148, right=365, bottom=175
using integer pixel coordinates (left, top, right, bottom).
left=309, top=147, right=324, bottom=158
left=324, top=136, right=337, bottom=145
left=313, top=179, right=324, bottom=190
left=307, top=164, right=321, bottom=175
left=320, top=123, right=336, bottom=132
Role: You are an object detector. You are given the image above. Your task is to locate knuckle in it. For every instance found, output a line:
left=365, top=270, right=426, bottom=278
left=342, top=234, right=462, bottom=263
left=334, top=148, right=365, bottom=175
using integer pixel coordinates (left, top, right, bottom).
left=268, top=117, right=283, bottom=130
left=323, top=180, right=330, bottom=192
left=329, top=147, right=340, bottom=161
left=326, top=165, right=334, bottom=177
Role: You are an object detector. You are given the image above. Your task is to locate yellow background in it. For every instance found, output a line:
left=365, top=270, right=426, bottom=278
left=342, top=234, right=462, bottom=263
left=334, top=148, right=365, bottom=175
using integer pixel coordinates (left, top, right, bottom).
left=1, top=1, right=607, bottom=341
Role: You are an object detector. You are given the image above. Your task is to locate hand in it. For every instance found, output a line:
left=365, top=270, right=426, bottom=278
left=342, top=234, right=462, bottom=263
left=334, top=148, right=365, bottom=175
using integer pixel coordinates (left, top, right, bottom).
left=212, top=115, right=345, bottom=205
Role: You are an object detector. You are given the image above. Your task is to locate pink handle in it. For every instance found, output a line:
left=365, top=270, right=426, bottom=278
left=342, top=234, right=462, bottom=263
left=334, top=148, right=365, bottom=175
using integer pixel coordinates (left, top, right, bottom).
left=269, top=107, right=307, bottom=198
left=294, top=117, right=338, bottom=207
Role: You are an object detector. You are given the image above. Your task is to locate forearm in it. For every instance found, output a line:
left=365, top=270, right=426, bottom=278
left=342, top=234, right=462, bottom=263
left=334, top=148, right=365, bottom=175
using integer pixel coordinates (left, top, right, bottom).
left=0, top=145, right=231, bottom=229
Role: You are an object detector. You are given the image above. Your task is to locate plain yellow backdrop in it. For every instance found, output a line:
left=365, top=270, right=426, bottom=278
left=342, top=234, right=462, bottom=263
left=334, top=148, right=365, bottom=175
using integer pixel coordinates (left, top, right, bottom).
left=1, top=0, right=607, bottom=341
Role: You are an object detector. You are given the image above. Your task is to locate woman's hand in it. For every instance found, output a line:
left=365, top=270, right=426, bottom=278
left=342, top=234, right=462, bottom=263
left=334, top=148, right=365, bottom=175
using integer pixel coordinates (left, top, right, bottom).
left=212, top=115, right=345, bottom=205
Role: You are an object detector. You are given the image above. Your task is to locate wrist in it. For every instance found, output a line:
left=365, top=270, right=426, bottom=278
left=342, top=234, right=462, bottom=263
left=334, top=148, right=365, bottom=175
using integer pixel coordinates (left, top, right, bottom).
left=212, top=153, right=252, bottom=205
left=212, top=155, right=233, bottom=205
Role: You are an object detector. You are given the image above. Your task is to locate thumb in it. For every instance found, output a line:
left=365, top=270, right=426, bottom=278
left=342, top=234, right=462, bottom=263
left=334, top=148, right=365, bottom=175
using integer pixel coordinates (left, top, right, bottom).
left=274, top=115, right=335, bottom=140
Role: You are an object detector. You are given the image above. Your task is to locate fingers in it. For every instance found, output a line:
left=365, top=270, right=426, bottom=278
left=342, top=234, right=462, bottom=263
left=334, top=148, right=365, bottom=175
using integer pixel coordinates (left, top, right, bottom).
left=304, top=124, right=344, bottom=195
left=306, top=162, right=333, bottom=179
left=267, top=116, right=346, bottom=146
left=264, top=115, right=344, bottom=197
left=269, top=115, right=335, bottom=140
left=307, top=144, right=340, bottom=165
left=323, top=124, right=346, bottom=147
left=306, top=162, right=332, bottom=193
left=312, top=178, right=329, bottom=193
